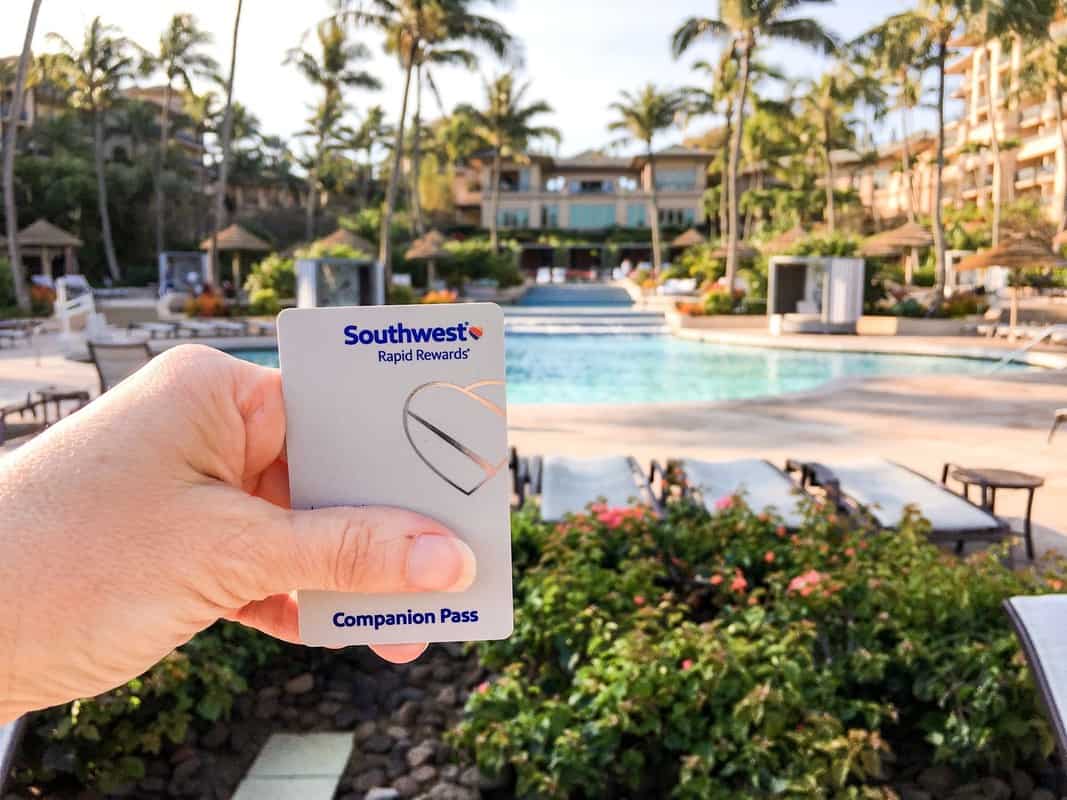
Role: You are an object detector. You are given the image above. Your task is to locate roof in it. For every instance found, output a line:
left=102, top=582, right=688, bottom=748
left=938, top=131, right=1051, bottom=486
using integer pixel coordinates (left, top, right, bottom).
left=200, top=223, right=271, bottom=252
left=709, top=241, right=759, bottom=260
left=860, top=221, right=934, bottom=256
left=405, top=230, right=451, bottom=260
left=955, top=237, right=1067, bottom=271
left=15, top=219, right=82, bottom=248
left=671, top=228, right=706, bottom=248
left=315, top=228, right=374, bottom=255
left=759, top=224, right=808, bottom=255
left=555, top=150, right=632, bottom=170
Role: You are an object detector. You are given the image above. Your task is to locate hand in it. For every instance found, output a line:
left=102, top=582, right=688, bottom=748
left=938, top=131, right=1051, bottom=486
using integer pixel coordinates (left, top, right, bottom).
left=0, top=345, right=477, bottom=723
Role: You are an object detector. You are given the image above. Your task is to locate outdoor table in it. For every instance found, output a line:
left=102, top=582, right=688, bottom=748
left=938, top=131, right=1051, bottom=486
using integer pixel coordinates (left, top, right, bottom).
left=942, top=464, right=1044, bottom=560
left=36, top=386, right=91, bottom=425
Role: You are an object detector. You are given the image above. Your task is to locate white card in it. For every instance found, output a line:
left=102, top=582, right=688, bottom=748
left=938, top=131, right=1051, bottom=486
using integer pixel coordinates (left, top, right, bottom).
left=277, top=303, right=513, bottom=646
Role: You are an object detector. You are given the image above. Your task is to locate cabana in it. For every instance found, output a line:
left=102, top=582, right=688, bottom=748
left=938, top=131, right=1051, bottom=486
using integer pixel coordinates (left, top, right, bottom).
left=314, top=228, right=375, bottom=257
left=405, top=229, right=451, bottom=287
left=767, top=255, right=866, bottom=334
left=200, top=224, right=271, bottom=288
left=954, top=237, right=1067, bottom=340
left=709, top=240, right=759, bottom=262
left=758, top=224, right=807, bottom=256
left=669, top=228, right=705, bottom=261
left=3, top=219, right=83, bottom=280
left=860, top=221, right=933, bottom=284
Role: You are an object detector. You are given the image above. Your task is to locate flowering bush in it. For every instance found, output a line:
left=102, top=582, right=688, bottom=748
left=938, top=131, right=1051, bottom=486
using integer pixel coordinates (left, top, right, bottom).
left=674, top=300, right=705, bottom=317
left=454, top=498, right=1062, bottom=798
left=29, top=285, right=56, bottom=316
left=703, top=287, right=742, bottom=315
left=421, top=289, right=458, bottom=304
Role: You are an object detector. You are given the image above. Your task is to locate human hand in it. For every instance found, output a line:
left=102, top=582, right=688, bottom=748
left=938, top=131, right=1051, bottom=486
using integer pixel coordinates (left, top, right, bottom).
left=0, top=345, right=476, bottom=723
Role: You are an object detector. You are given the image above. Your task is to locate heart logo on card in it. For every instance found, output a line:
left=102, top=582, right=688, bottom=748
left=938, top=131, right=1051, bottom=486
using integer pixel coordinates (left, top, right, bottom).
left=402, top=380, right=506, bottom=496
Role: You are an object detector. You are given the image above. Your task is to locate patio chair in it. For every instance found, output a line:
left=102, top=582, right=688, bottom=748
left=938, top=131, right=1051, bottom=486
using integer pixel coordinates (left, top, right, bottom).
left=0, top=716, right=26, bottom=793
left=176, top=319, right=225, bottom=337
left=663, top=458, right=811, bottom=530
left=519, top=453, right=660, bottom=522
left=211, top=320, right=248, bottom=336
left=245, top=319, right=276, bottom=336
left=1050, top=409, right=1067, bottom=443
left=128, top=321, right=178, bottom=339
left=0, top=394, right=46, bottom=446
left=1004, top=595, right=1067, bottom=779
left=786, top=457, right=1010, bottom=550
left=87, top=340, right=153, bottom=394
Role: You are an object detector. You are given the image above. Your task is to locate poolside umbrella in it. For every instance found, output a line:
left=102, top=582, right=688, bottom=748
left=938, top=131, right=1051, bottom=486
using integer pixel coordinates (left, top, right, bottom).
left=314, top=227, right=375, bottom=256
left=405, top=229, right=451, bottom=288
left=709, top=241, right=759, bottom=261
left=759, top=224, right=807, bottom=255
left=200, top=224, right=271, bottom=289
left=671, top=228, right=706, bottom=248
left=954, top=237, right=1067, bottom=339
left=860, top=221, right=933, bottom=284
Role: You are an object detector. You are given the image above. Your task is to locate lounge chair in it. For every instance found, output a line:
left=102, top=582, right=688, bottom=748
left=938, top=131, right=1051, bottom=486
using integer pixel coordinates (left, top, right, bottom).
left=1004, top=595, right=1067, bottom=774
left=87, top=340, right=153, bottom=394
left=245, top=319, right=276, bottom=336
left=176, top=319, right=227, bottom=337
left=1050, top=409, right=1067, bottom=443
left=520, top=454, right=660, bottom=522
left=129, top=321, right=178, bottom=339
left=786, top=457, right=1010, bottom=550
left=665, top=458, right=810, bottom=529
left=0, top=394, right=46, bottom=446
left=0, top=717, right=25, bottom=793
left=211, top=320, right=248, bottom=336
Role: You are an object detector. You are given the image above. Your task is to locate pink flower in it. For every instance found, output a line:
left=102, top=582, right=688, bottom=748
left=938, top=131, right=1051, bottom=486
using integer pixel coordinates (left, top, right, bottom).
left=776, top=525, right=787, bottom=538
left=844, top=547, right=856, bottom=558
left=748, top=596, right=759, bottom=606
left=758, top=512, right=769, bottom=523
left=731, top=571, right=748, bottom=593
left=710, top=574, right=723, bottom=586
left=1049, top=579, right=1064, bottom=591
left=633, top=595, right=646, bottom=606
left=764, top=551, right=776, bottom=564
left=788, top=570, right=826, bottom=595
left=476, top=682, right=489, bottom=695
left=715, top=495, right=735, bottom=511
left=681, top=659, right=694, bottom=671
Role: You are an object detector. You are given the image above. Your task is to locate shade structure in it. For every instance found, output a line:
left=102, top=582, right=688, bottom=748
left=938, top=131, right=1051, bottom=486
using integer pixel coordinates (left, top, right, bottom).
left=671, top=228, right=706, bottom=248
left=405, top=230, right=451, bottom=261
left=199, top=223, right=271, bottom=253
left=860, top=221, right=934, bottom=256
left=954, top=237, right=1067, bottom=338
left=16, top=219, right=83, bottom=248
left=759, top=224, right=807, bottom=255
left=315, top=228, right=375, bottom=256
left=709, top=241, right=759, bottom=261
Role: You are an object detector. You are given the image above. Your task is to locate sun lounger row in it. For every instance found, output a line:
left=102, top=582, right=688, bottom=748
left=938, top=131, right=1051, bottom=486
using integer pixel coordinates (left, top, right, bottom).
left=127, top=319, right=276, bottom=339
left=513, top=453, right=1011, bottom=553
left=976, top=322, right=1067, bottom=343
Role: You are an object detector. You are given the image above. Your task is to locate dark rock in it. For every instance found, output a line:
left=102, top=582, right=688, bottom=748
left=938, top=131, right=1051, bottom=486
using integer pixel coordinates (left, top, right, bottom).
left=409, top=664, right=434, bottom=686
left=441, top=643, right=466, bottom=660
left=433, top=744, right=454, bottom=766
left=393, top=775, right=420, bottom=798
left=412, top=765, right=438, bottom=785
left=425, top=784, right=477, bottom=800
left=1030, top=790, right=1055, bottom=800
left=386, top=757, right=408, bottom=780
left=458, top=767, right=480, bottom=789
left=170, top=746, right=198, bottom=765
left=918, top=765, right=959, bottom=795
left=363, top=734, right=395, bottom=755
left=366, top=790, right=401, bottom=800
left=980, top=777, right=1012, bottom=800
left=317, top=701, right=343, bottom=717
left=284, top=672, right=315, bottom=695
left=435, top=687, right=458, bottom=708
left=431, top=664, right=453, bottom=682
left=396, top=687, right=427, bottom=704
left=394, top=700, right=420, bottom=726
left=352, top=768, right=388, bottom=792
left=898, top=787, right=931, bottom=800
left=420, top=711, right=446, bottom=730
left=172, top=756, right=201, bottom=783
left=258, top=686, right=281, bottom=701
left=355, top=721, right=379, bottom=741
left=948, top=783, right=985, bottom=800
left=386, top=725, right=411, bottom=741
left=1010, top=771, right=1035, bottom=799
left=280, top=707, right=300, bottom=724
left=201, top=723, right=229, bottom=750
left=335, top=707, right=362, bottom=729
left=139, top=777, right=168, bottom=793
left=439, top=765, right=460, bottom=782
left=298, top=710, right=319, bottom=729
left=324, top=689, right=353, bottom=703
left=406, top=742, right=436, bottom=769
left=234, top=695, right=254, bottom=720
left=254, top=694, right=279, bottom=720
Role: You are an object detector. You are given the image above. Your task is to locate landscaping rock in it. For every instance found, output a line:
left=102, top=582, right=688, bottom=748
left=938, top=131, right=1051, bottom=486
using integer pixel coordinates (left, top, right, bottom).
left=409, top=664, right=435, bottom=686
left=396, top=687, right=427, bottom=704
left=355, top=721, right=379, bottom=741
left=918, top=765, right=959, bottom=795
left=435, top=686, right=458, bottom=707
left=363, top=733, right=395, bottom=754
left=1010, top=771, right=1035, bottom=799
left=200, top=722, right=229, bottom=750
left=980, top=777, right=1012, bottom=800
left=423, top=784, right=477, bottom=800
left=392, top=775, right=420, bottom=798
left=336, top=706, right=363, bottom=728
left=458, top=767, right=480, bottom=789
left=352, top=768, right=388, bottom=792
left=366, top=789, right=401, bottom=800
left=412, top=765, right=438, bottom=785
left=1029, top=790, right=1055, bottom=800
left=285, top=672, right=315, bottom=695
left=407, top=742, right=437, bottom=769
left=440, top=765, right=460, bottom=782
left=171, top=755, right=201, bottom=783
left=431, top=664, right=453, bottom=682
left=318, top=700, right=343, bottom=717
left=394, top=700, right=420, bottom=726
left=898, top=786, right=932, bottom=800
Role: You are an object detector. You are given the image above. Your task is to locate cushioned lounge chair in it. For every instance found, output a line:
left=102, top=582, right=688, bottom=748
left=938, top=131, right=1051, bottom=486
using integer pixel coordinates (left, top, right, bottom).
left=1050, top=409, right=1067, bottom=443
left=87, top=340, right=153, bottom=394
left=665, top=458, right=810, bottom=530
left=519, top=454, right=660, bottom=522
left=1004, top=595, right=1067, bottom=775
left=787, top=457, right=1010, bottom=550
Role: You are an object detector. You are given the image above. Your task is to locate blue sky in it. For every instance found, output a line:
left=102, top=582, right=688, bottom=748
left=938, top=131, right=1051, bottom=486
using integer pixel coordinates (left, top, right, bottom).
left=4, top=0, right=948, bottom=156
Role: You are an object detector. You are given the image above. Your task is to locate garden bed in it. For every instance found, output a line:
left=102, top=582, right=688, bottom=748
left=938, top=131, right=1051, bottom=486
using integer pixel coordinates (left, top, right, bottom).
left=666, top=310, right=767, bottom=330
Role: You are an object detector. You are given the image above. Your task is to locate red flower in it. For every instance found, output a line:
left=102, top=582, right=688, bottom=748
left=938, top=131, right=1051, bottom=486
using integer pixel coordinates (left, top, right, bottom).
left=764, top=551, right=776, bottom=564
left=730, top=571, right=748, bottom=593
left=681, top=659, right=694, bottom=671
left=844, top=547, right=856, bottom=558
left=633, top=595, right=646, bottom=606
left=1049, top=579, right=1064, bottom=591
left=758, top=512, right=770, bottom=523
left=710, top=574, right=724, bottom=586
left=776, top=525, right=787, bottom=538
left=476, top=682, right=489, bottom=695
left=788, top=570, right=826, bottom=595
left=714, top=495, right=734, bottom=511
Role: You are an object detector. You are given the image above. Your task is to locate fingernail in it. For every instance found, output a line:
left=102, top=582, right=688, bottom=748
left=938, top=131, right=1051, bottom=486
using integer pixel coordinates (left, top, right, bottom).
left=406, top=534, right=477, bottom=592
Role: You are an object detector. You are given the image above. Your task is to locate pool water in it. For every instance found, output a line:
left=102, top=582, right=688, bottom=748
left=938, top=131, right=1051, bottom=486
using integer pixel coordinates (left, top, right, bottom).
left=232, top=334, right=1032, bottom=405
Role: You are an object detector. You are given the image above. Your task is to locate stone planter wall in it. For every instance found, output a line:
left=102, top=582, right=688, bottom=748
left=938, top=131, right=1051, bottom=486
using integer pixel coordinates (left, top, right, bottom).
left=667, top=311, right=767, bottom=331
left=856, top=316, right=975, bottom=336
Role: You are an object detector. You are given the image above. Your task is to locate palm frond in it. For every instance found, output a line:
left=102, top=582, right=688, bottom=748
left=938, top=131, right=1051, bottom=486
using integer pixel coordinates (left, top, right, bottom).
left=671, top=17, right=730, bottom=58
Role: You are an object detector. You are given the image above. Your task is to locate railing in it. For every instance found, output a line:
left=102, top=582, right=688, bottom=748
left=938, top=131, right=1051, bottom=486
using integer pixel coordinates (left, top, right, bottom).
left=988, top=324, right=1067, bottom=372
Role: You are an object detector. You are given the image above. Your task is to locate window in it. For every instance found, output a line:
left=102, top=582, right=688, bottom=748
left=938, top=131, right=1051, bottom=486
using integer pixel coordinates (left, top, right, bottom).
left=569, top=204, right=616, bottom=229
left=658, top=207, right=695, bottom=226
left=655, top=168, right=697, bottom=191
left=497, top=208, right=530, bottom=228
left=626, top=204, right=647, bottom=228
left=618, top=176, right=639, bottom=192
left=542, top=204, right=559, bottom=228
left=544, top=175, right=565, bottom=193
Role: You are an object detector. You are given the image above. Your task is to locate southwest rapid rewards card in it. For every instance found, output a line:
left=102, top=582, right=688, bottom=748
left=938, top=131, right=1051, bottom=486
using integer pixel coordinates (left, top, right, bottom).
left=277, top=303, right=513, bottom=647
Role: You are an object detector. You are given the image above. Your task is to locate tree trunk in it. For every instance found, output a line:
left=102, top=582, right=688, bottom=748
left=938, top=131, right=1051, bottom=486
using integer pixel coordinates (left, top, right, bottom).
left=1056, top=84, right=1067, bottom=234
left=489, top=147, right=502, bottom=252
left=986, top=53, right=1002, bottom=246
left=379, top=42, right=417, bottom=290
left=901, top=101, right=916, bottom=222
left=212, top=0, right=242, bottom=286
left=718, top=99, right=733, bottom=239
left=410, top=64, right=425, bottom=236
left=932, top=40, right=948, bottom=301
left=155, top=81, right=173, bottom=262
left=647, top=143, right=663, bottom=276
left=93, top=112, right=121, bottom=281
left=305, top=157, right=318, bottom=241
left=3, top=0, right=40, bottom=312
left=823, top=112, right=835, bottom=233
left=726, top=45, right=751, bottom=291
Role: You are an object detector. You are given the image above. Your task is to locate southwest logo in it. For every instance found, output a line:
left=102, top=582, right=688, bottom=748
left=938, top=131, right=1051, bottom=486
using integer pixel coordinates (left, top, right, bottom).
left=343, top=321, right=484, bottom=346
left=468, top=325, right=483, bottom=340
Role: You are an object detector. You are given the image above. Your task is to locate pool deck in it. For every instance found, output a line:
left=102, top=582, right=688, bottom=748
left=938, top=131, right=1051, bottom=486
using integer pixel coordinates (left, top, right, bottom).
left=3, top=332, right=1067, bottom=559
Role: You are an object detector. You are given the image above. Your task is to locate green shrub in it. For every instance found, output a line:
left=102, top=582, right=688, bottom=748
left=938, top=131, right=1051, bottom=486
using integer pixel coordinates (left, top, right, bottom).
left=703, top=288, right=739, bottom=315
left=913, top=264, right=936, bottom=288
left=788, top=232, right=861, bottom=257
left=0, top=257, right=17, bottom=308
left=442, top=240, right=522, bottom=289
left=891, top=298, right=926, bottom=318
left=455, top=499, right=1060, bottom=798
left=248, top=287, right=281, bottom=316
left=943, top=291, right=987, bottom=319
left=675, top=244, right=724, bottom=285
left=19, top=624, right=278, bottom=793
left=243, top=253, right=295, bottom=299
left=389, top=283, right=415, bottom=305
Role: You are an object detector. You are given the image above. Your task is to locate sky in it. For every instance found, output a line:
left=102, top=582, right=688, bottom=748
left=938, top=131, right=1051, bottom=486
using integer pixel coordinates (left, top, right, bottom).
left=3, top=0, right=942, bottom=157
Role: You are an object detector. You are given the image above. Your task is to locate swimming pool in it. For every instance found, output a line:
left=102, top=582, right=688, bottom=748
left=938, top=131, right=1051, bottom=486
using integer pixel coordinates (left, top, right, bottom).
left=231, top=334, right=1034, bottom=405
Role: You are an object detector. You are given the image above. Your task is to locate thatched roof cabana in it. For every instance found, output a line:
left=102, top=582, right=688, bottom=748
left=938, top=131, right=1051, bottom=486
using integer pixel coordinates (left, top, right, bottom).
left=860, top=221, right=933, bottom=256
left=671, top=228, right=706, bottom=248
left=758, top=224, right=807, bottom=255
left=709, top=241, right=759, bottom=261
left=405, top=230, right=450, bottom=261
left=200, top=224, right=272, bottom=288
left=2, top=219, right=84, bottom=278
left=315, top=228, right=375, bottom=255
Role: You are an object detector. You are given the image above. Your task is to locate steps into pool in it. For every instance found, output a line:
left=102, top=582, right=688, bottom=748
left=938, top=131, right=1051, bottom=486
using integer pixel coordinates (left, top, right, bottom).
left=517, top=284, right=635, bottom=306
left=504, top=306, right=667, bottom=335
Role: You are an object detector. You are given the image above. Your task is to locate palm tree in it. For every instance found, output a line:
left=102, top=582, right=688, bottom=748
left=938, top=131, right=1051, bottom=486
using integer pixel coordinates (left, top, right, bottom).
left=210, top=0, right=244, bottom=283
left=3, top=0, right=42, bottom=312
left=672, top=0, right=838, bottom=291
left=286, top=17, right=380, bottom=240
left=457, top=73, right=560, bottom=251
left=47, top=18, right=140, bottom=282
left=1019, top=38, right=1067, bottom=233
left=181, top=88, right=220, bottom=242
left=608, top=85, right=686, bottom=276
left=146, top=14, right=218, bottom=262
left=345, top=105, right=392, bottom=206
left=339, top=0, right=513, bottom=285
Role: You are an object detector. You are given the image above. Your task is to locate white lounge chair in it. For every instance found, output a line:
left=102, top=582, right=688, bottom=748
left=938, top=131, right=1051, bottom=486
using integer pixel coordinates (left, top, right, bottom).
left=87, top=340, right=153, bottom=393
left=788, top=457, right=1009, bottom=549
left=670, top=458, right=808, bottom=529
left=524, top=454, right=659, bottom=522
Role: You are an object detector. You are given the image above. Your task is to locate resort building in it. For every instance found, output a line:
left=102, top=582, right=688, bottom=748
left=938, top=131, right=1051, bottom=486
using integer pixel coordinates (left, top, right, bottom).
left=0, top=54, right=67, bottom=140
left=457, top=146, right=714, bottom=231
